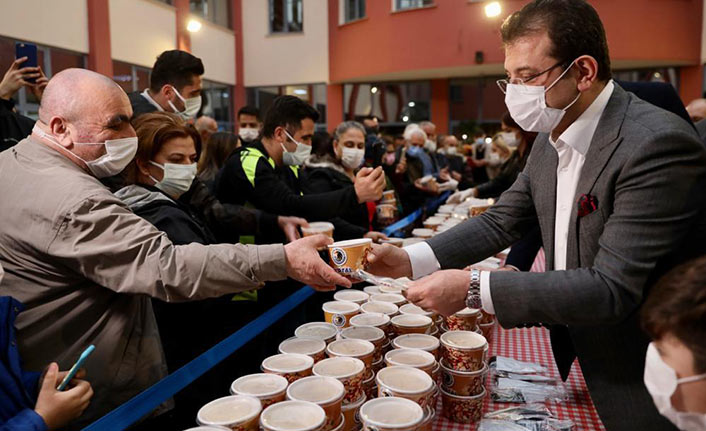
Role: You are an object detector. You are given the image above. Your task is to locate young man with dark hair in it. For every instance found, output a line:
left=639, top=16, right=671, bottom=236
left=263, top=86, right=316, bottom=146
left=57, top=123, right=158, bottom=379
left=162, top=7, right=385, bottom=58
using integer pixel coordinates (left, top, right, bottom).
left=216, top=95, right=385, bottom=244
left=366, top=1, right=706, bottom=430
left=641, top=257, right=706, bottom=430
left=128, top=50, right=204, bottom=120
left=237, top=105, right=262, bottom=145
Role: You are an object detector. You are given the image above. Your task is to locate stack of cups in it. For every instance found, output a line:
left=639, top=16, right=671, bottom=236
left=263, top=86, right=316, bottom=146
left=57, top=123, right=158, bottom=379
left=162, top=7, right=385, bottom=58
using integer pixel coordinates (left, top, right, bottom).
left=349, top=313, right=391, bottom=341
left=334, top=290, right=370, bottom=306
left=360, top=301, right=399, bottom=319
left=390, top=314, right=433, bottom=337
left=261, top=353, right=314, bottom=384
left=399, top=304, right=439, bottom=336
left=339, top=326, right=386, bottom=371
left=438, top=331, right=488, bottom=424
left=359, top=397, right=424, bottom=431
left=260, top=400, right=326, bottom=431
left=392, top=334, right=440, bottom=361
left=295, top=322, right=338, bottom=345
left=384, top=348, right=439, bottom=383
left=369, top=293, right=406, bottom=308
left=279, top=337, right=327, bottom=362
left=479, top=310, right=496, bottom=342
left=375, top=366, right=436, bottom=413
left=196, top=395, right=262, bottom=431
left=322, top=301, right=361, bottom=330
left=313, top=357, right=367, bottom=431
left=286, top=376, right=346, bottom=431
left=444, top=307, right=481, bottom=333
left=230, top=373, right=289, bottom=408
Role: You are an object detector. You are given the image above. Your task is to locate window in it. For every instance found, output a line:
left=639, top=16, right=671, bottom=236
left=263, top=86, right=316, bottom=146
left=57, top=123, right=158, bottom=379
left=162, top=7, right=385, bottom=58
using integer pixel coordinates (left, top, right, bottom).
left=247, top=84, right=327, bottom=129
left=190, top=0, right=231, bottom=29
left=344, top=81, right=430, bottom=126
left=344, top=0, right=365, bottom=22
left=201, top=80, right=235, bottom=132
left=395, top=0, right=433, bottom=11
left=112, top=61, right=151, bottom=93
left=270, top=0, right=303, bottom=33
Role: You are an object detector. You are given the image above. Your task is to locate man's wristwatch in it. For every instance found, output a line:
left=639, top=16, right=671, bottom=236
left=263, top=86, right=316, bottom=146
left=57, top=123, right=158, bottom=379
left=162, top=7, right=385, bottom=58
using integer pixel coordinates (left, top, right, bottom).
left=466, top=269, right=482, bottom=309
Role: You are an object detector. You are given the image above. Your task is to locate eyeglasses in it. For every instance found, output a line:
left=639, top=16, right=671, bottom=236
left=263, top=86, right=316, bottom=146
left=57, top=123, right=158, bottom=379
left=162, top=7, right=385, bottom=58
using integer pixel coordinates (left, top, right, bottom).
left=496, top=61, right=567, bottom=94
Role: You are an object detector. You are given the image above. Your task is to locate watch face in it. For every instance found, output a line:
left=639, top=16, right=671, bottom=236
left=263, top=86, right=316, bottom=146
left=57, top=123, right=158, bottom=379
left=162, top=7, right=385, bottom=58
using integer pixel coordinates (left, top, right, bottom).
left=466, top=294, right=482, bottom=310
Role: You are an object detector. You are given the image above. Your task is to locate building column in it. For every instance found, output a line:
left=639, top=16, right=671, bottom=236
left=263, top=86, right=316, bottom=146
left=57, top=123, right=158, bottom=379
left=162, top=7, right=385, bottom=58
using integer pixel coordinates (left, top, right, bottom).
left=430, top=78, right=450, bottom=135
left=679, top=65, right=704, bottom=104
left=174, top=0, right=191, bottom=52
left=327, top=83, right=344, bottom=132
left=232, top=0, right=246, bottom=120
left=86, top=0, right=113, bottom=77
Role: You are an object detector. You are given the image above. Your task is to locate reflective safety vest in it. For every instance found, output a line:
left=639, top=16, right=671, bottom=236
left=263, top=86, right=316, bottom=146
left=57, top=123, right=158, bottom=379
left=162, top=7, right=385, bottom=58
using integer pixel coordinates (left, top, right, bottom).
left=240, top=147, right=299, bottom=188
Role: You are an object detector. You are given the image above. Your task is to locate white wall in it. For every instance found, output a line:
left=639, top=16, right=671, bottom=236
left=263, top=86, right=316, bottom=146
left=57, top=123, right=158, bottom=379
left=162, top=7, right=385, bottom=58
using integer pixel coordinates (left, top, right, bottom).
left=190, top=19, right=236, bottom=85
left=109, top=0, right=176, bottom=68
left=242, top=0, right=329, bottom=87
left=0, top=0, right=88, bottom=53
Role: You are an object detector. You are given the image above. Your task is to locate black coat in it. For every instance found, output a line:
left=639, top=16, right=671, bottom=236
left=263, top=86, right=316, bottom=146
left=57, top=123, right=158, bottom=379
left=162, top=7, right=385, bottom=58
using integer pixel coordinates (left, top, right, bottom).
left=0, top=99, right=34, bottom=152
left=128, top=91, right=160, bottom=118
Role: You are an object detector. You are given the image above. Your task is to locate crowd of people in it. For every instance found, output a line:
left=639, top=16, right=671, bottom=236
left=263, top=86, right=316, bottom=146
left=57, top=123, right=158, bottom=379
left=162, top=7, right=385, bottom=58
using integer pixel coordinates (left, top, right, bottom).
left=1, top=0, right=706, bottom=430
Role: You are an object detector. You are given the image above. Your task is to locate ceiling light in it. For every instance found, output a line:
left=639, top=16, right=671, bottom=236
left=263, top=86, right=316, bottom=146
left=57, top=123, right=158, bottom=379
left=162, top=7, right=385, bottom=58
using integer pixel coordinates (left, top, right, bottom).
left=187, top=19, right=202, bottom=32
left=484, top=2, right=501, bottom=18
left=462, top=134, right=468, bottom=140
left=408, top=101, right=416, bottom=107
left=371, top=86, right=378, bottom=94
left=402, top=115, right=410, bottom=122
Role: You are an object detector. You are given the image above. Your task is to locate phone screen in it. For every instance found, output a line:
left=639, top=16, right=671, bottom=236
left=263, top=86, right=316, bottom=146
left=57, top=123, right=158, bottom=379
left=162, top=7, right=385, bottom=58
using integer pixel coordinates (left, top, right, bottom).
left=15, top=42, right=38, bottom=83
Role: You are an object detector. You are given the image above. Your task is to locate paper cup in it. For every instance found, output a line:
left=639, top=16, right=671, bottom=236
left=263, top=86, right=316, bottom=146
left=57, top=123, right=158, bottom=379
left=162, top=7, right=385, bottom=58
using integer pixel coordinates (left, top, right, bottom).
left=376, top=204, right=397, bottom=222
left=332, top=413, right=345, bottom=431
left=262, top=353, right=314, bottom=383
left=418, top=407, right=435, bottom=431
left=341, top=393, right=365, bottom=431
left=183, top=427, right=231, bottom=431
left=382, top=190, right=396, bottom=201
left=363, top=286, right=382, bottom=295
left=197, top=395, right=262, bottom=431
left=349, top=312, right=391, bottom=335
left=339, top=326, right=386, bottom=362
left=480, top=310, right=494, bottom=324
left=377, top=284, right=404, bottom=294
left=313, top=357, right=366, bottom=405
left=302, top=222, right=335, bottom=238
left=422, top=219, right=443, bottom=231
left=287, top=376, right=345, bottom=431
left=260, top=400, right=326, bottom=431
left=390, top=314, right=432, bottom=336
left=362, top=369, right=376, bottom=401
left=445, top=308, right=481, bottom=331
left=327, top=339, right=376, bottom=368
left=440, top=331, right=488, bottom=372
left=328, top=239, right=373, bottom=276
left=279, top=337, right=328, bottom=362
left=440, top=359, right=487, bottom=396
left=359, top=397, right=424, bottom=431
left=323, top=301, right=361, bottom=329
left=469, top=204, right=491, bottom=217
left=392, top=334, right=440, bottom=360
left=296, top=322, right=339, bottom=344
left=411, top=228, right=434, bottom=239
left=371, top=356, right=385, bottom=374
left=230, top=373, right=288, bottom=408
left=398, top=304, right=435, bottom=321
left=479, top=320, right=495, bottom=342
left=379, top=238, right=403, bottom=247
left=360, top=301, right=398, bottom=317
left=440, top=387, right=486, bottom=424
left=334, top=290, right=370, bottom=305
left=369, top=294, right=406, bottom=308
left=376, top=366, right=435, bottom=409
left=384, top=349, right=436, bottom=377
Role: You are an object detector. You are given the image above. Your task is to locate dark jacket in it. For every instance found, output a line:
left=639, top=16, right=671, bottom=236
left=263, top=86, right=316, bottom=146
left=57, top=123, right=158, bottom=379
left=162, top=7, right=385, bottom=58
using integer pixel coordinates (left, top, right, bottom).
left=301, top=155, right=371, bottom=240
left=0, top=297, right=46, bottom=431
left=215, top=140, right=362, bottom=242
left=0, top=99, right=34, bottom=152
left=474, top=148, right=530, bottom=199
left=128, top=91, right=160, bottom=118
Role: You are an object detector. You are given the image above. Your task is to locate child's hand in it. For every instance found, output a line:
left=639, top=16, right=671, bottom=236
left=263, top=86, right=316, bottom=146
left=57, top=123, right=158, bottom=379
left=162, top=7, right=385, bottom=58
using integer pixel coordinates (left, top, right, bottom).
left=34, top=362, right=93, bottom=430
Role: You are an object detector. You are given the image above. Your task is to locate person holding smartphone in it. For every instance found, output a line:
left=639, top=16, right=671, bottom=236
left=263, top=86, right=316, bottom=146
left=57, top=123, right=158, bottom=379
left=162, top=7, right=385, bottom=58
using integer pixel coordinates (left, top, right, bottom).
left=0, top=56, right=48, bottom=150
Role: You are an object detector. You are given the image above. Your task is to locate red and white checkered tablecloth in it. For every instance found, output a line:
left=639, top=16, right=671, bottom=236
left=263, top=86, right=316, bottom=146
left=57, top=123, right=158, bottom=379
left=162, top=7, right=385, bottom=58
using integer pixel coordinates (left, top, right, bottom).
left=433, top=323, right=606, bottom=431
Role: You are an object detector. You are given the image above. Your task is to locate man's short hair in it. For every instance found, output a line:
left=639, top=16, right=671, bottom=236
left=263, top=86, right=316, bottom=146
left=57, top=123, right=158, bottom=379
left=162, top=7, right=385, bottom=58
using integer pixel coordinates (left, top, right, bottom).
left=238, top=106, right=261, bottom=121
left=262, top=96, right=320, bottom=138
left=641, top=256, right=706, bottom=373
left=149, top=50, right=205, bottom=93
left=500, top=0, right=611, bottom=82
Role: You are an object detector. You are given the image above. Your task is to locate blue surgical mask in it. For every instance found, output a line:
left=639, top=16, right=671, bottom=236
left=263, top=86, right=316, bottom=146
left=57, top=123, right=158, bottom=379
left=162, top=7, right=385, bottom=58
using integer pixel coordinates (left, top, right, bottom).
left=407, top=146, right=422, bottom=157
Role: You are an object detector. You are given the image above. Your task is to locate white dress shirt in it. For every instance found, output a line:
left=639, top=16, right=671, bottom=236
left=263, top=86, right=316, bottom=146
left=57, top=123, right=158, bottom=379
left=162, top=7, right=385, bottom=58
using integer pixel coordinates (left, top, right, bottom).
left=404, top=80, right=615, bottom=315
left=140, top=89, right=166, bottom=112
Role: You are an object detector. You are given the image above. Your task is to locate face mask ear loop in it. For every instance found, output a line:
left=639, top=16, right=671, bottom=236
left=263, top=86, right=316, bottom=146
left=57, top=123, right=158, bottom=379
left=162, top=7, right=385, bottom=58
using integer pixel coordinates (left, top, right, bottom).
left=545, top=60, right=577, bottom=93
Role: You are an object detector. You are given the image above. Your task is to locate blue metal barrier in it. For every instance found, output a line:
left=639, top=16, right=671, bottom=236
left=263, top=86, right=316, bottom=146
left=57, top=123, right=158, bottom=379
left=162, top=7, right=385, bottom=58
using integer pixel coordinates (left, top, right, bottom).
left=382, top=191, right=450, bottom=237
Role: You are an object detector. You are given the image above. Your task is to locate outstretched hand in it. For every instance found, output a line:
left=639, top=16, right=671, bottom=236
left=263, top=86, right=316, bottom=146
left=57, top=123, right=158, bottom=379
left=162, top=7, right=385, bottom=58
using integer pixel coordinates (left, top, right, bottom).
left=284, top=234, right=352, bottom=291
left=366, top=243, right=413, bottom=279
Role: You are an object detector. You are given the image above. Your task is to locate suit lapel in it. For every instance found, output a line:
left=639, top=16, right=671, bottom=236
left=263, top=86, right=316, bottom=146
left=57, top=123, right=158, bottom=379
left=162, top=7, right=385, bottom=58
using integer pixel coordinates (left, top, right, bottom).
left=533, top=137, right=558, bottom=270
left=566, top=84, right=630, bottom=269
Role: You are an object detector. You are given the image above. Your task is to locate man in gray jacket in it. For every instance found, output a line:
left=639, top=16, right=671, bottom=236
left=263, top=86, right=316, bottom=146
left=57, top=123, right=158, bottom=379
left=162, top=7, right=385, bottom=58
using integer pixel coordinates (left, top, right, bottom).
left=0, top=68, right=350, bottom=429
left=367, top=1, right=706, bottom=430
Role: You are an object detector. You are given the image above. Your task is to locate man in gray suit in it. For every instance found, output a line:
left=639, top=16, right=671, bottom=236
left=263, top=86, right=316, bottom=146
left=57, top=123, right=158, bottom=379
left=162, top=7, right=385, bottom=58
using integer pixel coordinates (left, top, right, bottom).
left=367, top=1, right=706, bottom=430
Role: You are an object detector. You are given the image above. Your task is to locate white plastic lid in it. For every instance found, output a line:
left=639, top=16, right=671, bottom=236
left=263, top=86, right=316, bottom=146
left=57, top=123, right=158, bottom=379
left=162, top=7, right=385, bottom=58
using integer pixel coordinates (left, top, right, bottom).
left=391, top=314, right=432, bottom=328
left=197, top=395, right=262, bottom=427
left=360, top=301, right=399, bottom=316
left=411, top=228, right=434, bottom=238
left=312, top=357, right=365, bottom=379
left=333, top=290, right=370, bottom=303
left=363, top=285, right=382, bottom=295
left=454, top=307, right=481, bottom=316
left=287, top=376, right=345, bottom=405
left=385, top=348, right=436, bottom=368
left=295, top=322, right=337, bottom=341
left=376, top=366, right=434, bottom=394
left=260, top=400, right=326, bottom=431
left=392, top=334, right=439, bottom=351
left=340, top=326, right=385, bottom=343
left=262, top=353, right=314, bottom=373
left=399, top=304, right=433, bottom=317
left=370, top=293, right=406, bottom=304
left=322, top=301, right=360, bottom=314
left=279, top=337, right=326, bottom=356
left=359, top=397, right=424, bottom=429
left=327, top=238, right=373, bottom=248
left=230, top=373, right=289, bottom=397
left=440, top=330, right=487, bottom=349
left=350, top=312, right=390, bottom=328
left=327, top=339, right=375, bottom=357
left=301, top=222, right=334, bottom=233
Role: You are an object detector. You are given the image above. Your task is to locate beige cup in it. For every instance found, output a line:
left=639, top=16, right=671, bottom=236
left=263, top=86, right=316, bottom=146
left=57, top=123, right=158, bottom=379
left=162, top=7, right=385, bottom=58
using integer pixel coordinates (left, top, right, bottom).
left=363, top=285, right=382, bottom=296
left=440, top=359, right=488, bottom=397
left=262, top=353, right=314, bottom=383
left=260, top=400, right=326, bottom=431
left=197, top=395, right=262, bottom=431
left=377, top=284, right=404, bottom=294
left=327, top=339, right=375, bottom=368
left=362, top=369, right=376, bottom=401
left=360, top=301, right=399, bottom=317
left=328, top=239, right=373, bottom=276
left=392, top=334, right=440, bottom=360
left=313, top=357, right=366, bottom=405
left=279, top=337, right=328, bottom=362
left=369, top=293, right=406, bottom=308
left=295, top=322, right=338, bottom=344
left=376, top=204, right=397, bottom=223
left=384, top=349, right=437, bottom=377
left=382, top=190, right=396, bottom=201
left=398, top=304, right=435, bottom=321
left=349, top=312, right=391, bottom=333
left=411, top=228, right=434, bottom=239
left=340, top=326, right=386, bottom=362
left=440, top=331, right=488, bottom=372
left=418, top=407, right=435, bottom=431
left=230, top=373, right=289, bottom=408
left=445, top=307, right=481, bottom=331
left=287, top=376, right=345, bottom=431
left=323, top=301, right=361, bottom=329
left=479, top=320, right=495, bottom=342
left=422, top=218, right=443, bottom=231
left=341, top=393, right=365, bottom=431
left=359, top=397, right=424, bottom=431
left=375, top=366, right=435, bottom=409
left=334, top=290, right=370, bottom=305
left=390, top=314, right=433, bottom=336
left=440, top=387, right=486, bottom=424
left=302, top=221, right=335, bottom=238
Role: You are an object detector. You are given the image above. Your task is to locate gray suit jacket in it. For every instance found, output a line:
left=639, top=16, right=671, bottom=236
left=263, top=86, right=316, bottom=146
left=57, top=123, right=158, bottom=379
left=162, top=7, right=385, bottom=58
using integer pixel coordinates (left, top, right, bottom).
left=427, top=84, right=706, bottom=431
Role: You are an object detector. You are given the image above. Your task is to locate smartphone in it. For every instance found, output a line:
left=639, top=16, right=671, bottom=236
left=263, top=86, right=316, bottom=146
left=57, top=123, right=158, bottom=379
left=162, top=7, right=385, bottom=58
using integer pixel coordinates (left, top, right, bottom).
left=57, top=345, right=95, bottom=391
left=15, top=42, right=38, bottom=83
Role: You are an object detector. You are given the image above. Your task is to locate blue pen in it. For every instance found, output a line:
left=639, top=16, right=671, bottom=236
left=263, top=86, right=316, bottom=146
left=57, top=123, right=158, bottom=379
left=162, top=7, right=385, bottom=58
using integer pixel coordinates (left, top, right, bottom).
left=57, top=345, right=95, bottom=391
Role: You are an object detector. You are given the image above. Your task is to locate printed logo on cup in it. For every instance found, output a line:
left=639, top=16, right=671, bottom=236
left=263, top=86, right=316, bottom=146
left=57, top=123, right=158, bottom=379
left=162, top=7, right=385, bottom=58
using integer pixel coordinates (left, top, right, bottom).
left=332, top=313, right=347, bottom=328
left=331, top=248, right=348, bottom=266
left=354, top=409, right=362, bottom=425
left=442, top=370, right=454, bottom=388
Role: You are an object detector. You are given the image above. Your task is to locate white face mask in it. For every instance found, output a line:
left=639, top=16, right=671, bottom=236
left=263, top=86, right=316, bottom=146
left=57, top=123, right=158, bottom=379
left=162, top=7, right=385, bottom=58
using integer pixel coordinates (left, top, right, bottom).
left=504, top=60, right=581, bottom=133
left=500, top=132, right=519, bottom=148
left=340, top=146, right=365, bottom=169
left=149, top=161, right=197, bottom=198
left=239, top=127, right=259, bottom=142
left=644, top=343, right=706, bottom=431
left=489, top=152, right=501, bottom=163
left=446, top=146, right=458, bottom=156
left=281, top=130, right=312, bottom=166
left=33, top=124, right=137, bottom=178
left=168, top=86, right=202, bottom=120
left=424, top=139, right=437, bottom=153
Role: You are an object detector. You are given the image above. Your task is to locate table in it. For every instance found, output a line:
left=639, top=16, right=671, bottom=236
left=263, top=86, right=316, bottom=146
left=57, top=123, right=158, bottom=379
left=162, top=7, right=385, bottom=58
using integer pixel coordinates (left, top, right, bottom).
left=433, top=323, right=606, bottom=431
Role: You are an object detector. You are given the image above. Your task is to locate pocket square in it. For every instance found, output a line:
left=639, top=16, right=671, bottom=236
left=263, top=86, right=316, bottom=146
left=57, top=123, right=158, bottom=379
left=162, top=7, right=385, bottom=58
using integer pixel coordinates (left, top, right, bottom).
left=577, top=194, right=598, bottom=218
